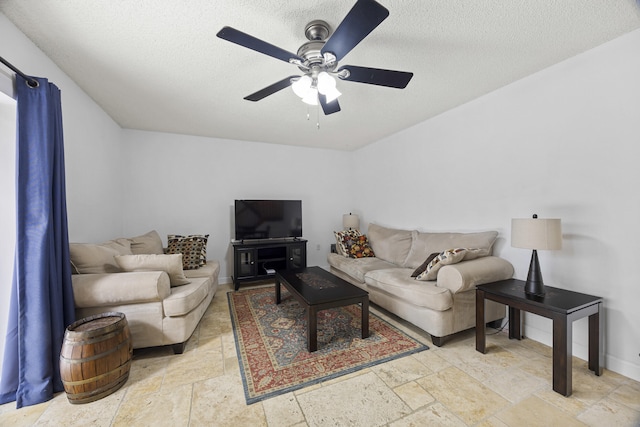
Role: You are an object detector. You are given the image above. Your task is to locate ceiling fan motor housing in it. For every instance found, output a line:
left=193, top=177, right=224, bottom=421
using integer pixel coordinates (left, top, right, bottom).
left=305, top=20, right=330, bottom=41
left=297, top=21, right=337, bottom=74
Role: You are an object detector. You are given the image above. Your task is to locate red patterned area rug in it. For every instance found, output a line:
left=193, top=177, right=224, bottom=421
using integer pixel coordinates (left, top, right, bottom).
left=228, top=286, right=429, bottom=404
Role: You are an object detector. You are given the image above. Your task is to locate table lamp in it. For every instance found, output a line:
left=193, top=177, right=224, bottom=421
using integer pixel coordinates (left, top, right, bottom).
left=343, top=213, right=360, bottom=230
left=511, top=214, right=562, bottom=296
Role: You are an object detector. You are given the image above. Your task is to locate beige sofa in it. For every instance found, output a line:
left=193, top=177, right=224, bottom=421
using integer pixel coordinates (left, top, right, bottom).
left=328, top=223, right=514, bottom=346
left=69, top=231, right=219, bottom=354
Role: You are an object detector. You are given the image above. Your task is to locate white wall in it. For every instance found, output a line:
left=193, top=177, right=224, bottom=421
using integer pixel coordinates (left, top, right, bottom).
left=354, top=29, right=640, bottom=382
left=120, top=130, right=353, bottom=283
left=1, top=13, right=125, bottom=243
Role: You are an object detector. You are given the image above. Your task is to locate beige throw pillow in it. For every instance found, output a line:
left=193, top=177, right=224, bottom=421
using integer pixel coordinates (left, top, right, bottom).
left=128, top=230, right=165, bottom=255
left=69, top=240, right=132, bottom=274
left=416, top=248, right=467, bottom=281
left=115, top=254, right=190, bottom=287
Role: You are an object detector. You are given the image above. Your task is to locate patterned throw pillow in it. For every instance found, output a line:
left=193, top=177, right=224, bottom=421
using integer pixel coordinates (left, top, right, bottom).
left=416, top=248, right=467, bottom=281
left=166, top=234, right=209, bottom=270
left=185, top=234, right=209, bottom=265
left=349, top=234, right=375, bottom=258
left=333, top=229, right=362, bottom=257
left=411, top=252, right=439, bottom=278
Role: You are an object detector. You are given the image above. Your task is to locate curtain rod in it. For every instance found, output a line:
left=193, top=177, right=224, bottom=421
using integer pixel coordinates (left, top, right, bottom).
left=0, top=55, right=39, bottom=87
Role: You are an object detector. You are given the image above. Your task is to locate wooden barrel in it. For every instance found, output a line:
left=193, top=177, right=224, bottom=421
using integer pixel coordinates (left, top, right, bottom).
left=60, top=312, right=133, bottom=404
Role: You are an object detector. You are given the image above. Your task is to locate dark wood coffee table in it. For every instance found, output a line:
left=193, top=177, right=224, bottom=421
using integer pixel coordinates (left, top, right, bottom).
left=275, top=266, right=369, bottom=352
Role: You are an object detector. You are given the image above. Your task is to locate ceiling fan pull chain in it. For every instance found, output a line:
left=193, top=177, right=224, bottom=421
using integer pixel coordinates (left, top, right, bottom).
left=316, top=101, right=320, bottom=130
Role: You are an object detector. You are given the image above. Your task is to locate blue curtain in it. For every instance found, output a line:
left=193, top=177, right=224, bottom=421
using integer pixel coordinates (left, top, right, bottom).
left=0, top=76, right=75, bottom=408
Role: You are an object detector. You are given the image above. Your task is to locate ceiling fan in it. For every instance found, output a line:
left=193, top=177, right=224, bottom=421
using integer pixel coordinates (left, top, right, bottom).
left=216, top=0, right=413, bottom=115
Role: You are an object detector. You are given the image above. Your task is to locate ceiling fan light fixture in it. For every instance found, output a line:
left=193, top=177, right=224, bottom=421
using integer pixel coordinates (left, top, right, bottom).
left=292, top=75, right=313, bottom=98
left=302, top=87, right=318, bottom=105
left=317, top=72, right=335, bottom=93
left=317, top=72, right=341, bottom=103
left=324, top=87, right=342, bottom=103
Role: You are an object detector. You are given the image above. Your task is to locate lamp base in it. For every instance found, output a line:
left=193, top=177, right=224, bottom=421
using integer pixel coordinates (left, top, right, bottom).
left=524, top=279, right=545, bottom=297
left=525, top=250, right=546, bottom=297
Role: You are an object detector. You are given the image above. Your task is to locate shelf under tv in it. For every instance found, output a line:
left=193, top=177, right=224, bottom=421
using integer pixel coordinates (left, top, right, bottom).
left=231, top=239, right=307, bottom=290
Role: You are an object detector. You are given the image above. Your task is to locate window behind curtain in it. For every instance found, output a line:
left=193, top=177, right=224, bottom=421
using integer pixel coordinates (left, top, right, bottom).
left=0, top=91, right=17, bottom=375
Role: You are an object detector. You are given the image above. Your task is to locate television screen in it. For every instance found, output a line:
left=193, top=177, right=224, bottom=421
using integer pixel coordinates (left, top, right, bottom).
left=234, top=200, right=302, bottom=241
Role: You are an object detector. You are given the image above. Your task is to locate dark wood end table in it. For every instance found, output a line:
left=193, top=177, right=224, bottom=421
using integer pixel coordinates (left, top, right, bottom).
left=275, top=266, right=369, bottom=352
left=476, top=279, right=603, bottom=397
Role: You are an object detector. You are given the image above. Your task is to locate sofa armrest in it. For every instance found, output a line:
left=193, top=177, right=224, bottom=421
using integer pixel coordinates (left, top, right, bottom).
left=72, top=271, right=171, bottom=308
left=436, top=256, right=514, bottom=294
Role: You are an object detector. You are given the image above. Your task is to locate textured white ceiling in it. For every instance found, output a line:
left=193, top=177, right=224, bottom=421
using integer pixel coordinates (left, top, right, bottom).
left=2, top=1, right=640, bottom=150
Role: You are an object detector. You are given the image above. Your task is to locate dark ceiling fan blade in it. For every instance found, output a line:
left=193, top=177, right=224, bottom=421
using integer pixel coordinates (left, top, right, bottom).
left=319, top=94, right=341, bottom=115
left=244, top=76, right=299, bottom=101
left=217, top=27, right=303, bottom=63
left=338, top=65, right=413, bottom=88
left=321, top=0, right=389, bottom=62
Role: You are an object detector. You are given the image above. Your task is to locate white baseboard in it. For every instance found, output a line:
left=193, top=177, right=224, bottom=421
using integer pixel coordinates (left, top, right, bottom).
left=523, top=322, right=640, bottom=383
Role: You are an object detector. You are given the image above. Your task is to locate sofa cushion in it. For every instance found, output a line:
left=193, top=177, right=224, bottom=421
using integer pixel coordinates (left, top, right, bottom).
left=183, top=260, right=220, bottom=280
left=404, top=231, right=498, bottom=269
left=115, top=254, right=191, bottom=287
left=69, top=240, right=132, bottom=274
left=364, top=268, right=453, bottom=311
left=416, top=248, right=467, bottom=281
left=163, top=276, right=210, bottom=317
left=367, top=223, right=413, bottom=266
left=327, top=253, right=395, bottom=283
left=128, top=230, right=165, bottom=255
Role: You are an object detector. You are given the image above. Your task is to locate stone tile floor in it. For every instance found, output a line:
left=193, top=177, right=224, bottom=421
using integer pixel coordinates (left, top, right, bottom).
left=1, top=282, right=639, bottom=426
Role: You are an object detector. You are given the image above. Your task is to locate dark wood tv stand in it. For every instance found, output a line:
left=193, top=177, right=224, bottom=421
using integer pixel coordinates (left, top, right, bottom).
left=232, top=239, right=307, bottom=290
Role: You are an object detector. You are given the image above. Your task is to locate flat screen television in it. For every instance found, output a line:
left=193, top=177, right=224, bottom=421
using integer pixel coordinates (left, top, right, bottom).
left=234, top=200, right=302, bottom=241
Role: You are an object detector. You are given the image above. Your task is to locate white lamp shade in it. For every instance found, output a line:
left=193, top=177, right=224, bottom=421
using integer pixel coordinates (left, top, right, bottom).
left=292, top=75, right=312, bottom=98
left=511, top=218, right=562, bottom=250
left=342, top=213, right=360, bottom=230
left=322, top=86, right=341, bottom=103
left=317, top=72, right=335, bottom=93
left=301, top=88, right=318, bottom=105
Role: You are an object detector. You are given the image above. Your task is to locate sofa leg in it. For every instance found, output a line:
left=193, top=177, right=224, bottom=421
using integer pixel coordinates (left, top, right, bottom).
left=431, top=335, right=444, bottom=347
left=172, top=342, right=186, bottom=354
